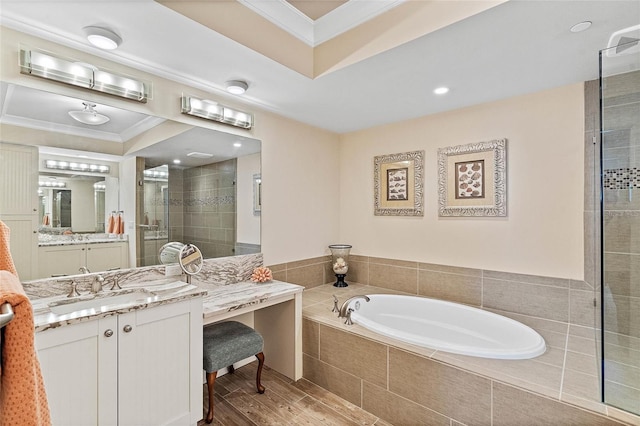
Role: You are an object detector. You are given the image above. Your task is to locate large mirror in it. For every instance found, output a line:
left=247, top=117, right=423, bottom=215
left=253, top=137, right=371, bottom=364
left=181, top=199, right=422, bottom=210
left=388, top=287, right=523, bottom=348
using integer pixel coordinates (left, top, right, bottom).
left=0, top=82, right=261, bottom=279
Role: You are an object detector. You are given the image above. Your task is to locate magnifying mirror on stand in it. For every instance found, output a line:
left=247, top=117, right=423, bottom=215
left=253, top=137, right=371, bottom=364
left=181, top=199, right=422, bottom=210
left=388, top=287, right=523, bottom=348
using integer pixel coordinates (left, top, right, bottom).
left=159, top=242, right=203, bottom=283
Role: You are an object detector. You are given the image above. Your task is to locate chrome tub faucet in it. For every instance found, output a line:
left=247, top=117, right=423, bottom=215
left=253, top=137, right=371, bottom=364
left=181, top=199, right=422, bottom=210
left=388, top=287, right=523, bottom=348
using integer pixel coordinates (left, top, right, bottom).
left=338, top=295, right=370, bottom=325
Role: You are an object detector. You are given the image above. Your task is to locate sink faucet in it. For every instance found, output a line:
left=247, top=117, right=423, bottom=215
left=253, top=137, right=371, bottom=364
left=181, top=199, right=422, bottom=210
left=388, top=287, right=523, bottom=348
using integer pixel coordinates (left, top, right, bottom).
left=91, top=274, right=105, bottom=293
left=338, top=295, right=370, bottom=325
left=79, top=266, right=91, bottom=274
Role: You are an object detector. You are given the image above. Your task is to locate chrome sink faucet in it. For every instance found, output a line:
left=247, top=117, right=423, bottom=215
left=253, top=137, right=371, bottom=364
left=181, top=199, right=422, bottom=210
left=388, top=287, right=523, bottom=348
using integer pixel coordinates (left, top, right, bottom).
left=338, top=295, right=370, bottom=325
left=91, top=274, right=105, bottom=293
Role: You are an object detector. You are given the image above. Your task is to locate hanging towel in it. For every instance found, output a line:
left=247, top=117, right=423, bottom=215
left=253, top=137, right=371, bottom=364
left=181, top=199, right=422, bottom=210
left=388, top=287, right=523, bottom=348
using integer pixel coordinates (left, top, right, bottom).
left=107, top=213, right=115, bottom=234
left=0, top=222, right=51, bottom=425
left=117, top=213, right=125, bottom=235
left=42, top=214, right=49, bottom=226
left=143, top=213, right=149, bottom=226
left=0, top=221, right=17, bottom=276
left=0, top=271, right=51, bottom=426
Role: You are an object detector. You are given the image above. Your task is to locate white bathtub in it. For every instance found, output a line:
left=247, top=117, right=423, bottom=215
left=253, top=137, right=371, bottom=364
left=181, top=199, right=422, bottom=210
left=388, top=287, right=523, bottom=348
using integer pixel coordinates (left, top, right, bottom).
left=348, top=294, right=546, bottom=359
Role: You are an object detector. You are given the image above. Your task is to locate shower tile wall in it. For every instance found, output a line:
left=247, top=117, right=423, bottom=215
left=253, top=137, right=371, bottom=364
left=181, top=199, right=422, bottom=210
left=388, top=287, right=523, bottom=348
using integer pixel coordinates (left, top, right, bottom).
left=601, top=70, right=640, bottom=413
left=181, top=159, right=237, bottom=259
left=168, top=167, right=184, bottom=243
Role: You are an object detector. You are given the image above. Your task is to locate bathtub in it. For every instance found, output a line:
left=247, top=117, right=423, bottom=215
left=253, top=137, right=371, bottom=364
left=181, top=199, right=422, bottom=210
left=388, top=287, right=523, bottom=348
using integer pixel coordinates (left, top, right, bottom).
left=348, top=294, right=546, bottom=359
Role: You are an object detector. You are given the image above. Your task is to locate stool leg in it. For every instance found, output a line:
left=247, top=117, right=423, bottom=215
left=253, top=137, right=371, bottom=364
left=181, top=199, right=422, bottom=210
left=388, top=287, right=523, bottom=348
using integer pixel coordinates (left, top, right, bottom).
left=255, top=352, right=265, bottom=394
left=205, top=371, right=217, bottom=424
left=228, top=364, right=235, bottom=374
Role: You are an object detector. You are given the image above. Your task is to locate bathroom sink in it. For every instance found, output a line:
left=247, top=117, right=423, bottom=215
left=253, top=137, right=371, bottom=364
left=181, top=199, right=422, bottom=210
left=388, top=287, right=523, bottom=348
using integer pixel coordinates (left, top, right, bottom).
left=48, top=289, right=156, bottom=315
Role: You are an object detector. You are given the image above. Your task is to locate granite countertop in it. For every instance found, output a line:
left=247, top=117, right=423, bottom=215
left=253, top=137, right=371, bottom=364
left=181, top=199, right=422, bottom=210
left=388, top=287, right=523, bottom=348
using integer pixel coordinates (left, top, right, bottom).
left=31, top=278, right=303, bottom=332
left=38, top=238, right=128, bottom=247
left=196, top=280, right=304, bottom=320
left=31, top=279, right=206, bottom=332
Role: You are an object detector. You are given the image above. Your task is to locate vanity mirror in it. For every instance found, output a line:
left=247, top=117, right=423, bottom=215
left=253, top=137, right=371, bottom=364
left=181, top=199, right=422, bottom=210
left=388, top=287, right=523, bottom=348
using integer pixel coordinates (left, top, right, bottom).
left=0, top=82, right=261, bottom=280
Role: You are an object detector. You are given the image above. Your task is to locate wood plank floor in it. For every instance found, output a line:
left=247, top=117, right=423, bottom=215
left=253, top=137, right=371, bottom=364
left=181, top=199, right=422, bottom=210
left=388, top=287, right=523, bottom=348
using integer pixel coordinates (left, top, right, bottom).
left=197, top=363, right=392, bottom=425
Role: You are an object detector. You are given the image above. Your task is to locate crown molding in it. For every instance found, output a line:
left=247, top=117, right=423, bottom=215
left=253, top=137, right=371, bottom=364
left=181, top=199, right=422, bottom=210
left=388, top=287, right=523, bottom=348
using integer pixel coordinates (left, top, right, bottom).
left=240, top=0, right=406, bottom=47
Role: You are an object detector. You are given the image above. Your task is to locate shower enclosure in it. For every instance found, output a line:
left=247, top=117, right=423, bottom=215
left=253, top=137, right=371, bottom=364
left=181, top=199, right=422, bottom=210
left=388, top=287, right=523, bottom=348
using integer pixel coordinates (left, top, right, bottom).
left=600, top=40, right=640, bottom=416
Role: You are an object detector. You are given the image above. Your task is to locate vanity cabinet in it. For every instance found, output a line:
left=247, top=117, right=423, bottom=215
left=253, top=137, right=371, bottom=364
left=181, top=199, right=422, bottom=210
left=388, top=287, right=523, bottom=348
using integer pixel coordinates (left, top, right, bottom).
left=38, top=242, right=129, bottom=277
left=36, top=298, right=203, bottom=426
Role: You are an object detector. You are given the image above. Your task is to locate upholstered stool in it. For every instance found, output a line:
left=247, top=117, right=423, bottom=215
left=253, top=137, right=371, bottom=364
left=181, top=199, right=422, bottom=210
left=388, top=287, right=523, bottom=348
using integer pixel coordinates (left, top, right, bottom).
left=203, top=321, right=265, bottom=423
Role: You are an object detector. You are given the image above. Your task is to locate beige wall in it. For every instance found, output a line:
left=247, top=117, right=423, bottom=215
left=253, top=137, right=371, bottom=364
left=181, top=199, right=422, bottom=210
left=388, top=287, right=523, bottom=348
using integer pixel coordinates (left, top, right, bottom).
left=339, top=84, right=585, bottom=279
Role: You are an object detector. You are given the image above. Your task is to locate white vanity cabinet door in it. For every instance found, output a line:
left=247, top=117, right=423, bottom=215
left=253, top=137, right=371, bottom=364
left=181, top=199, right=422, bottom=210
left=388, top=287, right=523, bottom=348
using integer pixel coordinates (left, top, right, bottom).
left=37, top=298, right=203, bottom=426
left=86, top=242, right=128, bottom=272
left=38, top=245, right=86, bottom=277
left=39, top=242, right=129, bottom=278
left=36, top=316, right=118, bottom=426
left=118, top=298, right=203, bottom=426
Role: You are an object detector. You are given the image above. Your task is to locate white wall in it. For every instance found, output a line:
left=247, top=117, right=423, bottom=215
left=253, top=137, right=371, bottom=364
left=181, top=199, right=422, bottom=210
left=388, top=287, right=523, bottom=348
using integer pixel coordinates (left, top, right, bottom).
left=236, top=153, right=261, bottom=245
left=339, top=84, right=585, bottom=279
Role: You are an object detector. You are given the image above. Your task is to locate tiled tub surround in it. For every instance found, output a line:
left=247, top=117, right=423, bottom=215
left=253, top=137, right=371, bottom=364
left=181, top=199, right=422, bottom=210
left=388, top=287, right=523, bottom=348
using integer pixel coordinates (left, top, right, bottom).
left=303, top=283, right=640, bottom=426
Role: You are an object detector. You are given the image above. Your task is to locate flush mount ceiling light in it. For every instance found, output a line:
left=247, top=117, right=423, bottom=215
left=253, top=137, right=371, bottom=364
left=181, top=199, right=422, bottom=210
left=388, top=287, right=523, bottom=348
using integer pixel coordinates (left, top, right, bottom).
left=433, top=87, right=450, bottom=95
left=68, top=102, right=110, bottom=125
left=225, top=80, right=249, bottom=95
left=84, top=26, right=122, bottom=50
left=19, top=49, right=148, bottom=102
left=181, top=96, right=253, bottom=129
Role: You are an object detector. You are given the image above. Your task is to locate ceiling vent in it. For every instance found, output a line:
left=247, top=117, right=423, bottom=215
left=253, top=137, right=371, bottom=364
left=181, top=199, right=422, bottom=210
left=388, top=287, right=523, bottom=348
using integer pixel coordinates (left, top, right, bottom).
left=606, top=24, right=640, bottom=57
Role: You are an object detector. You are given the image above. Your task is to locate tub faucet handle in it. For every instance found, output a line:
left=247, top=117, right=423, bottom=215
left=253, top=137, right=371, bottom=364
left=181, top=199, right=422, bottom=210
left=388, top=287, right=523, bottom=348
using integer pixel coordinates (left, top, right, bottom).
left=344, top=308, right=355, bottom=325
left=331, top=295, right=339, bottom=314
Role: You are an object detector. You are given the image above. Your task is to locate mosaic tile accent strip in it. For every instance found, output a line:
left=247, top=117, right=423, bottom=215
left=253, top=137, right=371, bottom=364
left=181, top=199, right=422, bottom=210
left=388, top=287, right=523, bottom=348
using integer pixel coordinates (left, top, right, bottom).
left=603, top=167, right=640, bottom=190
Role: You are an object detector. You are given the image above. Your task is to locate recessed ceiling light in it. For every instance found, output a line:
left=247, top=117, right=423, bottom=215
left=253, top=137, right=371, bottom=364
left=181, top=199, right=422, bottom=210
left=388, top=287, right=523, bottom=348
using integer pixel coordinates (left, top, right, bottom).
left=173, top=159, right=181, bottom=164
left=83, top=26, right=122, bottom=50
left=226, top=80, right=249, bottom=95
left=570, top=21, right=592, bottom=33
left=434, top=87, right=449, bottom=95
left=233, top=142, right=242, bottom=147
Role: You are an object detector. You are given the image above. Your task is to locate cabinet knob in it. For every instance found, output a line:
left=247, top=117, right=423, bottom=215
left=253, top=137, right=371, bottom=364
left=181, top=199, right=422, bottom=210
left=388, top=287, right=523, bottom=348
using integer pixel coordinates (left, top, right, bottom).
left=104, top=329, right=114, bottom=338
left=123, top=325, right=133, bottom=333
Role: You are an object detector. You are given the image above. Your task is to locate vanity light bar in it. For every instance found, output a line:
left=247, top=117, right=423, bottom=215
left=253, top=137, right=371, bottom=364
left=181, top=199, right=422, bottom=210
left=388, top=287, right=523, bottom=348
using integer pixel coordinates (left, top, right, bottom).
left=20, top=49, right=148, bottom=103
left=39, top=181, right=66, bottom=188
left=45, top=159, right=110, bottom=173
left=181, top=96, right=253, bottom=129
left=143, top=169, right=168, bottom=179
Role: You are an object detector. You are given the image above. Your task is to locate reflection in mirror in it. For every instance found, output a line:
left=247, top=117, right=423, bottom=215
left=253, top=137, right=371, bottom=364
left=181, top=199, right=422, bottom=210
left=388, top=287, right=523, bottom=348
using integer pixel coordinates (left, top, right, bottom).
left=0, top=82, right=260, bottom=279
left=180, top=243, right=203, bottom=276
left=38, top=173, right=109, bottom=232
left=136, top=127, right=261, bottom=265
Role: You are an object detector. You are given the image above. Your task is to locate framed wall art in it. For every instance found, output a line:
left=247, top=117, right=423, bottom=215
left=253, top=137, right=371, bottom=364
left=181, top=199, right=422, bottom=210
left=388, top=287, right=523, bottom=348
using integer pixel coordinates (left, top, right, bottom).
left=438, top=139, right=507, bottom=217
left=374, top=150, right=424, bottom=216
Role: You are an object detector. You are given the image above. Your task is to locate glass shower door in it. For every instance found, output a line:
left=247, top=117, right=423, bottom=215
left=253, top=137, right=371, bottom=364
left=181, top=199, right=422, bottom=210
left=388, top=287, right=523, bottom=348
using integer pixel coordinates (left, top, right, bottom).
left=600, top=41, right=640, bottom=415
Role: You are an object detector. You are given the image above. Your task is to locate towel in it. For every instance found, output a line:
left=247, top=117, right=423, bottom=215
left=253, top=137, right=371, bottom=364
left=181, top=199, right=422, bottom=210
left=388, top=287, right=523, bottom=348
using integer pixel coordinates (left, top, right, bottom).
left=117, top=214, right=124, bottom=235
left=42, top=214, right=49, bottom=226
left=107, top=213, right=115, bottom=234
left=0, top=222, right=17, bottom=276
left=143, top=213, right=149, bottom=226
left=0, top=271, right=51, bottom=426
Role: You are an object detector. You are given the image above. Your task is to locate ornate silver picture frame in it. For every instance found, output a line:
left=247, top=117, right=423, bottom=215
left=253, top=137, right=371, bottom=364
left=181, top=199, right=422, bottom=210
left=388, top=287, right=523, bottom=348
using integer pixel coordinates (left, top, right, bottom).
left=374, top=150, right=424, bottom=216
left=438, top=139, right=507, bottom=217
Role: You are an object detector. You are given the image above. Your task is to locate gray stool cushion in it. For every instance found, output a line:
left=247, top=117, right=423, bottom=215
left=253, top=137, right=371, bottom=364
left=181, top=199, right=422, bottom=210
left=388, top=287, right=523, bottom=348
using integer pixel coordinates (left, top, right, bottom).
left=203, top=321, right=264, bottom=373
